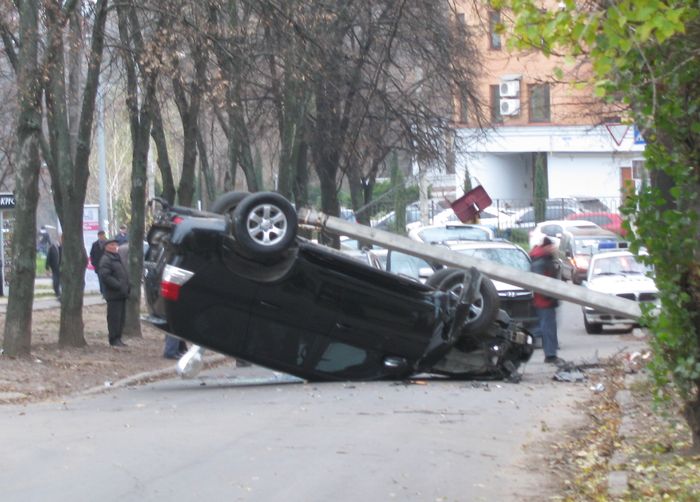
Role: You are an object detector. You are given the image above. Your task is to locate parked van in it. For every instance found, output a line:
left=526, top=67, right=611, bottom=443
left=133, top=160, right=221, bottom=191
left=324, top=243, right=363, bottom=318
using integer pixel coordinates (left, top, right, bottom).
left=558, top=226, right=624, bottom=284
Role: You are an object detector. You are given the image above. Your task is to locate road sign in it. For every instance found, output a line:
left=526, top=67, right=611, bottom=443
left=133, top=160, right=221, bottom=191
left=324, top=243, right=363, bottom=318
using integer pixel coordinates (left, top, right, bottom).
left=0, top=193, right=16, bottom=210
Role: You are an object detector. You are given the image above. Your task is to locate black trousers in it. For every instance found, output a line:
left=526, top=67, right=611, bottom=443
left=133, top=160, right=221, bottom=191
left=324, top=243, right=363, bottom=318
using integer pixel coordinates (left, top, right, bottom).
left=51, top=271, right=60, bottom=297
left=106, top=299, right=126, bottom=344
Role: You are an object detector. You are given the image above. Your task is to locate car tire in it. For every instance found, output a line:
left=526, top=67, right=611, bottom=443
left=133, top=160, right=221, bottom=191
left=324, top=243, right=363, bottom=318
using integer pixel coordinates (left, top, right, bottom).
left=425, top=268, right=455, bottom=288
left=232, top=191, right=298, bottom=257
left=210, top=191, right=250, bottom=217
left=432, top=268, right=500, bottom=335
left=583, top=315, right=603, bottom=334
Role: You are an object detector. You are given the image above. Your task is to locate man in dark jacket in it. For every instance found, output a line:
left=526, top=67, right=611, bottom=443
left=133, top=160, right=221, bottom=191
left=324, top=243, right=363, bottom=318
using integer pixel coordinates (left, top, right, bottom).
left=98, top=239, right=130, bottom=347
left=45, top=235, right=62, bottom=298
left=89, top=230, right=107, bottom=293
left=529, top=237, right=562, bottom=364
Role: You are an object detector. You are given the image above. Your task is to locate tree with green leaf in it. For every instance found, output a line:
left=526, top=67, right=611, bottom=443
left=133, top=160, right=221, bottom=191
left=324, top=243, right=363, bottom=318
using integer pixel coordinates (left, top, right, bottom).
left=496, top=0, right=700, bottom=450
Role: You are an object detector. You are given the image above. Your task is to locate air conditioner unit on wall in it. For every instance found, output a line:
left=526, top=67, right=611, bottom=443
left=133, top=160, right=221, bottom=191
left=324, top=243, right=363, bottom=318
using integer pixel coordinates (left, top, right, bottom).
left=499, top=80, right=520, bottom=98
left=500, top=98, right=521, bottom=116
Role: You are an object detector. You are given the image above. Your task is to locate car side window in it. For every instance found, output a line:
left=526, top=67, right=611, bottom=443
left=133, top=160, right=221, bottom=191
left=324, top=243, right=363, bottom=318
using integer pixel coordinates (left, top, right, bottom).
left=542, top=224, right=559, bottom=236
left=314, top=341, right=384, bottom=379
left=388, top=251, right=432, bottom=279
left=591, top=215, right=612, bottom=225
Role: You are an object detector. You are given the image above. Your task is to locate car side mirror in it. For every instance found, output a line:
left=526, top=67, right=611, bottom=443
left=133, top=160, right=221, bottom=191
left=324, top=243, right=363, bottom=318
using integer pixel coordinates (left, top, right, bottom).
left=418, top=267, right=434, bottom=279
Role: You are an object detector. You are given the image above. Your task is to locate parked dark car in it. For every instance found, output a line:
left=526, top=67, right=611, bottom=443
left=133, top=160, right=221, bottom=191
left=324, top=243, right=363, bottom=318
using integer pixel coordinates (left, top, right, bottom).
left=144, top=192, right=533, bottom=382
left=375, top=242, right=538, bottom=330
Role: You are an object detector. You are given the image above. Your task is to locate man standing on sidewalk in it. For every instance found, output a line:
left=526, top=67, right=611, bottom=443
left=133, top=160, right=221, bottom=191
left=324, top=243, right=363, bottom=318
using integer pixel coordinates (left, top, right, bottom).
left=45, top=234, right=62, bottom=299
left=98, top=239, right=130, bottom=347
left=529, top=237, right=563, bottom=365
left=89, top=230, right=107, bottom=294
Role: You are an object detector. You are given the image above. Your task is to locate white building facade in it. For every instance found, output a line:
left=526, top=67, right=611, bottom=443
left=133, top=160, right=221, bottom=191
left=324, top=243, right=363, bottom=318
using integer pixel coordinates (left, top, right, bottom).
left=453, top=124, right=646, bottom=204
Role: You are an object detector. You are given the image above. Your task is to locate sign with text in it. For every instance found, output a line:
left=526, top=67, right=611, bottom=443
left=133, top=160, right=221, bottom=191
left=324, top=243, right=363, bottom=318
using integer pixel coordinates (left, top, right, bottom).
left=83, top=204, right=100, bottom=270
left=0, top=193, right=16, bottom=210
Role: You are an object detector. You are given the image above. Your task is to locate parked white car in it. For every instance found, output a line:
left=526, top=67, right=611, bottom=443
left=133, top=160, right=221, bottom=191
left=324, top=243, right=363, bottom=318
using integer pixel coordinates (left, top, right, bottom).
left=581, top=250, right=659, bottom=334
left=528, top=219, right=599, bottom=248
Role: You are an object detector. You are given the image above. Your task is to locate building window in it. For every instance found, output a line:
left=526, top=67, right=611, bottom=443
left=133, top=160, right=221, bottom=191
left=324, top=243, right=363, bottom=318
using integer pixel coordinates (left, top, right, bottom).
left=490, top=85, right=502, bottom=123
left=528, top=84, right=550, bottom=122
left=489, top=11, right=501, bottom=50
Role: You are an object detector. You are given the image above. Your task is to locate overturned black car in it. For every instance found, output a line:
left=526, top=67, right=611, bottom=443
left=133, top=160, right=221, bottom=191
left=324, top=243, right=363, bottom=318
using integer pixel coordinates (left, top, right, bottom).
left=144, top=191, right=533, bottom=381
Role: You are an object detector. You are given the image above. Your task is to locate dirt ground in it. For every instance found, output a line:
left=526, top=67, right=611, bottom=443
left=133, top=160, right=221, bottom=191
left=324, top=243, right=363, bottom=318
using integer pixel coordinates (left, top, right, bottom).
left=0, top=302, right=188, bottom=404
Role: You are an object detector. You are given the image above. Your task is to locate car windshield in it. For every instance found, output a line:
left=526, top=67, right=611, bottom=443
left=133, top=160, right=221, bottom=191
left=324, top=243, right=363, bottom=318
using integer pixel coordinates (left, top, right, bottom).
left=591, top=255, right=651, bottom=277
left=457, top=247, right=530, bottom=271
left=416, top=226, right=490, bottom=243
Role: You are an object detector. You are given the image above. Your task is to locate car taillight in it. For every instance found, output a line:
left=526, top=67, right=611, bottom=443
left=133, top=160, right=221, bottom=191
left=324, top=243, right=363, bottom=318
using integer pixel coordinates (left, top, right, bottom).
left=160, top=264, right=194, bottom=301
left=171, top=215, right=184, bottom=224
left=573, top=255, right=589, bottom=270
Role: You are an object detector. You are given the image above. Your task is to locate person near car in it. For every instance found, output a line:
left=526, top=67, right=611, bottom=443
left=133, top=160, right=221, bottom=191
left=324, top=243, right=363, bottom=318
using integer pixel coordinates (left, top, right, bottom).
left=115, top=224, right=128, bottom=245
left=98, top=239, right=130, bottom=347
left=89, top=230, right=107, bottom=293
left=45, top=234, right=62, bottom=299
left=529, top=237, right=563, bottom=364
left=37, top=225, right=51, bottom=256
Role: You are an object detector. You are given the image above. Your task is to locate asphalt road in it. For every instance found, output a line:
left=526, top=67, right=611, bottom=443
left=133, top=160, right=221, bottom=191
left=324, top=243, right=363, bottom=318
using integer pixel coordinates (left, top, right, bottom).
left=0, top=302, right=646, bottom=502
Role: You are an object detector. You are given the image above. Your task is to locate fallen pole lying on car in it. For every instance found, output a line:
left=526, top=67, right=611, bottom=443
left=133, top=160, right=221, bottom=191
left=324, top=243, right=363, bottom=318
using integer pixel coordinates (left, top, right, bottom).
left=297, top=208, right=642, bottom=321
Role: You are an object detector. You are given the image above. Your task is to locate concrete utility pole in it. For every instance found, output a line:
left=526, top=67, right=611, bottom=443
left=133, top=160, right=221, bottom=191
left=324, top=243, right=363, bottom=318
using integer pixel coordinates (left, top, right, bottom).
left=97, top=89, right=108, bottom=231
left=297, top=208, right=642, bottom=320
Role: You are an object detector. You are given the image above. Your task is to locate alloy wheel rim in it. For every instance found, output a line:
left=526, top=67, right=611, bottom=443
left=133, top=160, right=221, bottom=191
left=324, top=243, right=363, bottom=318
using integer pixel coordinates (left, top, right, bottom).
left=446, top=282, right=484, bottom=323
left=246, top=203, right=288, bottom=246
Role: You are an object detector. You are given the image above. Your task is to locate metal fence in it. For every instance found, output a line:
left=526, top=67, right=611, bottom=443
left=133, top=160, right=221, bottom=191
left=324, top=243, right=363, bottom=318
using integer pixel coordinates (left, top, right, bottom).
left=349, top=194, right=626, bottom=243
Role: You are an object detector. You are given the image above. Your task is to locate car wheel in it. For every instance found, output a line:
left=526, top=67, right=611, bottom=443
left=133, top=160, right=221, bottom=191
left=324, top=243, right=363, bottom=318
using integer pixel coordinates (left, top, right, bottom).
left=425, top=267, right=455, bottom=288
left=583, top=315, right=603, bottom=334
left=210, top=191, right=250, bottom=217
left=434, top=268, right=500, bottom=334
left=232, top=191, right=298, bottom=257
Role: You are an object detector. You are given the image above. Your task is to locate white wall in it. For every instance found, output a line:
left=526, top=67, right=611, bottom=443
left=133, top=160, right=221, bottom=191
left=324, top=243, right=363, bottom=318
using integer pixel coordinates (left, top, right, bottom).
left=459, top=152, right=532, bottom=201
left=548, top=152, right=643, bottom=198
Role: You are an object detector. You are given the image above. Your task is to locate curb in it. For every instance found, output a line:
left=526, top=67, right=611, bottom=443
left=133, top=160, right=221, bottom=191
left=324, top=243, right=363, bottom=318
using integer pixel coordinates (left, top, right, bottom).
left=80, top=353, right=231, bottom=397
left=0, top=292, right=104, bottom=313
left=607, top=372, right=647, bottom=497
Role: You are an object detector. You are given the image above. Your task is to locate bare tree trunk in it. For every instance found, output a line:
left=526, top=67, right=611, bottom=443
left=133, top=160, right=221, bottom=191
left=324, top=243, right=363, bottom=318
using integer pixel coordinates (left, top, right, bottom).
left=122, top=126, right=149, bottom=337
left=2, top=0, right=41, bottom=356
left=67, top=7, right=82, bottom=159
left=196, top=128, right=216, bottom=204
left=316, top=163, right=340, bottom=248
left=150, top=99, right=176, bottom=203
left=40, top=0, right=106, bottom=347
left=293, top=141, right=309, bottom=209
left=117, top=0, right=160, bottom=338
